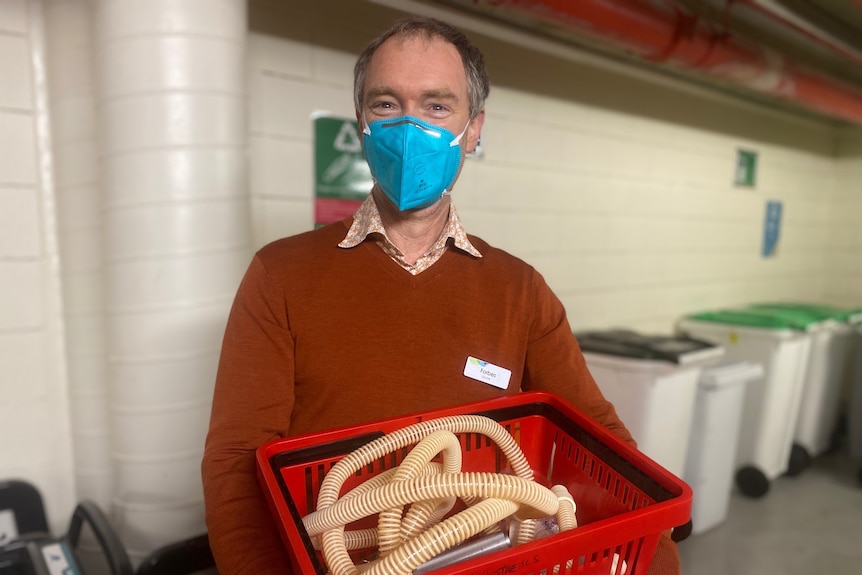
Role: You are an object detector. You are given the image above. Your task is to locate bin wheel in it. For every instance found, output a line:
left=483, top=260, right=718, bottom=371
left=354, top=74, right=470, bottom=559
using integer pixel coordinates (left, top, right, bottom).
left=786, top=443, right=811, bottom=477
left=671, top=519, right=693, bottom=543
left=736, top=466, right=770, bottom=498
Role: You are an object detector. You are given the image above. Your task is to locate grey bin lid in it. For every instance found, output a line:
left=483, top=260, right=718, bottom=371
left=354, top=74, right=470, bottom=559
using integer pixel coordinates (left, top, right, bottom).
left=574, top=329, right=723, bottom=366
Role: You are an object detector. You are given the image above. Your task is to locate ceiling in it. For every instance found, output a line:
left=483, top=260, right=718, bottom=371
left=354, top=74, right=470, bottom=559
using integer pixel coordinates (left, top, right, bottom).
left=399, top=0, right=862, bottom=127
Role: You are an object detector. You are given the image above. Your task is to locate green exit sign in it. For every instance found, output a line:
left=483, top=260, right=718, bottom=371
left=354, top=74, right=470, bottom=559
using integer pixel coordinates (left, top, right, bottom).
left=735, top=149, right=758, bottom=187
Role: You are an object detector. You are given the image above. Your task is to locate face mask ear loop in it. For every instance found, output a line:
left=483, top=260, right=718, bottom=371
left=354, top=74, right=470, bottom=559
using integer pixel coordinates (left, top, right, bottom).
left=362, top=113, right=371, bottom=136
left=450, top=118, right=472, bottom=147
left=442, top=118, right=472, bottom=196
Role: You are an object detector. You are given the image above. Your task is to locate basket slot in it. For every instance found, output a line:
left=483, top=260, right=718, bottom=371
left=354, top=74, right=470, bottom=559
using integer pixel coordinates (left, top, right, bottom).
left=614, top=542, right=633, bottom=575
left=582, top=454, right=595, bottom=475
left=463, top=431, right=492, bottom=452
left=303, top=463, right=329, bottom=516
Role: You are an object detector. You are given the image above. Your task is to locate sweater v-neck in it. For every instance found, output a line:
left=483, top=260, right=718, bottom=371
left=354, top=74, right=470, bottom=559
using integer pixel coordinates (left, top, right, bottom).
left=358, top=238, right=463, bottom=286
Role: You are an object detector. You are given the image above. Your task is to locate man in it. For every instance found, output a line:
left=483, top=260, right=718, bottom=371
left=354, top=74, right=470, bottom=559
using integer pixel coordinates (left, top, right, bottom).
left=202, top=16, right=680, bottom=574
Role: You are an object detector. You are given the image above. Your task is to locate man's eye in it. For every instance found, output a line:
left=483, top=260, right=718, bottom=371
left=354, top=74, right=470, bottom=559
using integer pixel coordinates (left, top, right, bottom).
left=428, top=105, right=451, bottom=117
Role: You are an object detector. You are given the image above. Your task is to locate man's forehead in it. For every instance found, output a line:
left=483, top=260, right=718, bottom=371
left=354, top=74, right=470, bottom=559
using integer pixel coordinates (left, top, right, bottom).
left=365, top=35, right=466, bottom=91
left=374, top=33, right=462, bottom=65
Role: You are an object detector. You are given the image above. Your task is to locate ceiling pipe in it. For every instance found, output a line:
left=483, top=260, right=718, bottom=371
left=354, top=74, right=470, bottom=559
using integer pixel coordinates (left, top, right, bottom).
left=764, top=0, right=862, bottom=53
left=741, top=0, right=862, bottom=64
left=675, top=0, right=862, bottom=89
left=483, top=0, right=862, bottom=125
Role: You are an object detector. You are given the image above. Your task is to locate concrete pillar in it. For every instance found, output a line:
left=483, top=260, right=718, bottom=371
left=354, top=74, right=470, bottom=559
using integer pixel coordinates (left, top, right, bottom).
left=94, top=0, right=250, bottom=559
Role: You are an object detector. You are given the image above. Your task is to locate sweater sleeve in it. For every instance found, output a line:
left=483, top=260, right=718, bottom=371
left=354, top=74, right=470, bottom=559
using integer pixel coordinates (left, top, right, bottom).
left=202, top=256, right=296, bottom=575
left=519, top=270, right=681, bottom=575
left=518, top=269, right=633, bottom=444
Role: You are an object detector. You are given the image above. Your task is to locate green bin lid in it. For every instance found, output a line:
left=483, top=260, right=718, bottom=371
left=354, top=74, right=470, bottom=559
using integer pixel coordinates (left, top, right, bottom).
left=685, top=308, right=816, bottom=331
left=742, top=305, right=848, bottom=329
left=749, top=302, right=860, bottom=323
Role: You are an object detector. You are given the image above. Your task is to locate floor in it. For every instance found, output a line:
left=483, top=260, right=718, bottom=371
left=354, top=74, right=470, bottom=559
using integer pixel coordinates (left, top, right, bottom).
left=677, top=447, right=862, bottom=574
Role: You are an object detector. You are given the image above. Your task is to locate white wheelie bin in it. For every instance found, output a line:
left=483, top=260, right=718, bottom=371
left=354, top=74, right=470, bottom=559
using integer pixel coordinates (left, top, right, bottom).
left=683, top=360, right=764, bottom=535
left=677, top=309, right=818, bottom=498
left=574, top=329, right=724, bottom=478
left=847, top=316, right=862, bottom=484
left=749, top=303, right=857, bottom=468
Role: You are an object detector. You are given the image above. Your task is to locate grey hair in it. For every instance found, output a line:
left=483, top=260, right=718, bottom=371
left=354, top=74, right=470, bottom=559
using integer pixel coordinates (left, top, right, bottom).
left=353, top=17, right=490, bottom=119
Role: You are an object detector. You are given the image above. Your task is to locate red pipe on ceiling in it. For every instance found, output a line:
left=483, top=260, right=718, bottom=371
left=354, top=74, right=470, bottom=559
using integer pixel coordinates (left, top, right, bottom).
left=735, top=0, right=862, bottom=66
left=488, top=0, right=862, bottom=125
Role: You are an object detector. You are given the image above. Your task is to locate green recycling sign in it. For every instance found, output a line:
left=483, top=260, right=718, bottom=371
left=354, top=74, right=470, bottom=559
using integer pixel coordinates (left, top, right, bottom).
left=314, top=114, right=373, bottom=226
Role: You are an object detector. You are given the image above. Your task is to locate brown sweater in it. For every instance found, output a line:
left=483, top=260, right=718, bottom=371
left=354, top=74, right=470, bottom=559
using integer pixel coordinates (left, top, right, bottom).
left=202, top=219, right=679, bottom=574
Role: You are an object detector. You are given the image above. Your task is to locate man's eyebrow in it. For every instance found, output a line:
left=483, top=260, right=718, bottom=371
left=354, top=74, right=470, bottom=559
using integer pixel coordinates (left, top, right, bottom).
left=364, top=87, right=460, bottom=102
left=420, top=89, right=459, bottom=102
left=365, top=86, right=398, bottom=101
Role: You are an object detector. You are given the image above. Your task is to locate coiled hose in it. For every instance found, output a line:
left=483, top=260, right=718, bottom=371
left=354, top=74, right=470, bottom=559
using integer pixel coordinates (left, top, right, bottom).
left=302, top=415, right=578, bottom=575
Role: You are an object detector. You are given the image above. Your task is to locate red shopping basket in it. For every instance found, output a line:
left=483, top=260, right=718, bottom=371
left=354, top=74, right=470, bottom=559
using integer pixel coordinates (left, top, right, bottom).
left=257, top=391, right=692, bottom=575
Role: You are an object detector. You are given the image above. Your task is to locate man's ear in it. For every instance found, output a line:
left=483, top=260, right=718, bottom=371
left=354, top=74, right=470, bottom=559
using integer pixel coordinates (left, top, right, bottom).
left=466, top=110, right=485, bottom=154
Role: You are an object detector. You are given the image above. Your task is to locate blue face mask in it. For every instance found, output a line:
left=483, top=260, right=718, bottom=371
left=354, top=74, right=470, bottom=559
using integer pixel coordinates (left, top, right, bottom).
left=362, top=116, right=469, bottom=211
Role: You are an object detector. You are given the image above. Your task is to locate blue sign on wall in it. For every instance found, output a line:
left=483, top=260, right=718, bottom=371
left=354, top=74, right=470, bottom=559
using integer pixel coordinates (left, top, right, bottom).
left=763, top=200, right=782, bottom=257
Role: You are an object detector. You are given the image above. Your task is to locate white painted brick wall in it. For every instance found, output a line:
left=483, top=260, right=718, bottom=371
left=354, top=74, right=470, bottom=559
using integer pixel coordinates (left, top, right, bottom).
left=0, top=0, right=76, bottom=534
left=246, top=31, right=358, bottom=246
left=825, top=130, right=862, bottom=306
left=459, top=87, right=846, bottom=331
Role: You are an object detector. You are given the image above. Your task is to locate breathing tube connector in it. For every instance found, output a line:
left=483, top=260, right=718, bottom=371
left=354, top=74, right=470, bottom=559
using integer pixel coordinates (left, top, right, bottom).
left=301, top=414, right=580, bottom=575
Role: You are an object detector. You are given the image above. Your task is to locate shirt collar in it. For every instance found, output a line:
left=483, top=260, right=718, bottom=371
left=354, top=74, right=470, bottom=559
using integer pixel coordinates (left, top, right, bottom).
left=338, top=194, right=482, bottom=259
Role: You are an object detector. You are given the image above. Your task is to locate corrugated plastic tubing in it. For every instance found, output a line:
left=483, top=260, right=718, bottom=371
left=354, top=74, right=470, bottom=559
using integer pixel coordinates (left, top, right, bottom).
left=302, top=415, right=578, bottom=575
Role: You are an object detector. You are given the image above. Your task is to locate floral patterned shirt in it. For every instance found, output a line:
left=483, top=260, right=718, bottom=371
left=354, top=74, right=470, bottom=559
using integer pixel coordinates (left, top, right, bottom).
left=338, top=194, right=482, bottom=275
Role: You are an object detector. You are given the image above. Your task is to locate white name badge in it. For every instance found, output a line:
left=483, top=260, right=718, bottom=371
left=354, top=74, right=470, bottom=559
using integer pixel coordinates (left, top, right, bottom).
left=463, top=356, right=511, bottom=390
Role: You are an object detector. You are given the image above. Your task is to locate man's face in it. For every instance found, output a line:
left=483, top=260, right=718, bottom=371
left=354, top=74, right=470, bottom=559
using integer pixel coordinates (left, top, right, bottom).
left=359, top=34, right=483, bottom=154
